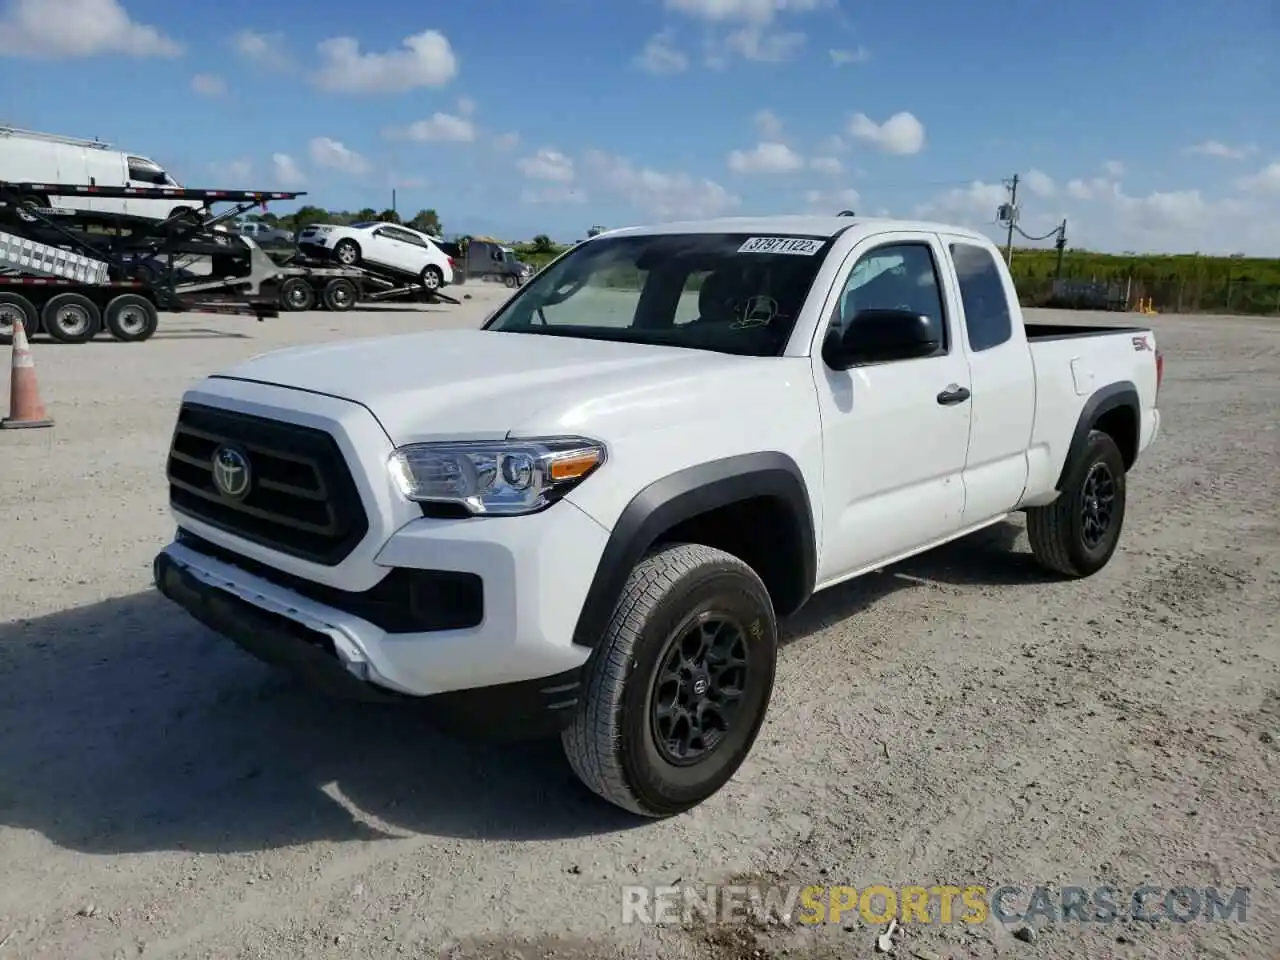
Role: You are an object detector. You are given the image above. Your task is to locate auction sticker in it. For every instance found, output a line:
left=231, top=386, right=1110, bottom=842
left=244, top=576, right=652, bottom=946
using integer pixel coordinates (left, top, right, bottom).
left=738, top=236, right=824, bottom=255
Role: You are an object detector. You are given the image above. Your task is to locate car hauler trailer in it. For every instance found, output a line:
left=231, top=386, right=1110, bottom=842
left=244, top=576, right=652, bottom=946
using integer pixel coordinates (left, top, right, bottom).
left=0, top=181, right=366, bottom=342
left=278, top=250, right=463, bottom=308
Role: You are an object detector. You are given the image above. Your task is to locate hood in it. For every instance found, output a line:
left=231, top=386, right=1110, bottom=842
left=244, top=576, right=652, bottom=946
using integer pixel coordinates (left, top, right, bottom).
left=216, top=328, right=758, bottom=445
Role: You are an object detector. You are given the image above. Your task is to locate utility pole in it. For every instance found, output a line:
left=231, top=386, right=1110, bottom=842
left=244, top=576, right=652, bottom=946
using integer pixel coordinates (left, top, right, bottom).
left=391, top=188, right=397, bottom=215
left=1054, top=218, right=1068, bottom=279
left=1002, top=173, right=1019, bottom=266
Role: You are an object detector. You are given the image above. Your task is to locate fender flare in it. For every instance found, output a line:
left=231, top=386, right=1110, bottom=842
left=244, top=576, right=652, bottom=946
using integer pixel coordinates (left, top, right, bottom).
left=570, top=452, right=817, bottom=648
left=1056, top=380, right=1140, bottom=489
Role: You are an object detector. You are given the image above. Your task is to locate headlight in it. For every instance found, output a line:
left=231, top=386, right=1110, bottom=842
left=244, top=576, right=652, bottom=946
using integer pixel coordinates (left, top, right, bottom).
left=388, top=437, right=606, bottom=515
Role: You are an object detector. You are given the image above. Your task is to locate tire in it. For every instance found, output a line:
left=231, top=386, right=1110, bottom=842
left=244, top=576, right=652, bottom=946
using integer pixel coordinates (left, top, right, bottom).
left=322, top=277, right=358, bottom=312
left=504, top=274, right=517, bottom=288
left=41, top=293, right=101, bottom=344
left=333, top=239, right=361, bottom=266
left=420, top=265, right=443, bottom=292
left=279, top=277, right=315, bottom=311
left=16, top=194, right=48, bottom=223
left=170, top=206, right=203, bottom=228
left=562, top=542, right=778, bottom=818
left=1027, top=429, right=1127, bottom=578
left=0, top=292, right=39, bottom=341
left=103, top=293, right=159, bottom=342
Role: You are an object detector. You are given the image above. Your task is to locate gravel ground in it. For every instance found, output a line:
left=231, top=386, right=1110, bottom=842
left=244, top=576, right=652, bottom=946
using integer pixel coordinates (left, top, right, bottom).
left=0, top=289, right=1276, bottom=960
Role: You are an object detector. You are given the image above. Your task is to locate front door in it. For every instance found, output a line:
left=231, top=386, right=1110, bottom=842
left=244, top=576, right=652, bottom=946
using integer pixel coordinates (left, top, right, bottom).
left=811, top=232, right=974, bottom=584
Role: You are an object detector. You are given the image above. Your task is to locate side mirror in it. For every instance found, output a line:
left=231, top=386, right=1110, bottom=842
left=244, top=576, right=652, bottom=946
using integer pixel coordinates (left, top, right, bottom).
left=823, top=309, right=940, bottom=369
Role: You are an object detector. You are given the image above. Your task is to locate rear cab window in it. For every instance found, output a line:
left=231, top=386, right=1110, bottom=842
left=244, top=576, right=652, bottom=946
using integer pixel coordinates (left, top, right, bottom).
left=949, top=242, right=1014, bottom=351
left=482, top=232, right=834, bottom=357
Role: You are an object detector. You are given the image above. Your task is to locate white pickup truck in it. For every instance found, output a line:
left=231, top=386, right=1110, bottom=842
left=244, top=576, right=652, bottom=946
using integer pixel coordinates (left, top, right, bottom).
left=154, top=216, right=1163, bottom=818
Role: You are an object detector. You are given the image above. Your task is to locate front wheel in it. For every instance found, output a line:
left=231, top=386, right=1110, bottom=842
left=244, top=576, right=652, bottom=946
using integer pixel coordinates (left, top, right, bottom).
left=562, top=542, right=778, bottom=818
left=1026, top=429, right=1127, bottom=578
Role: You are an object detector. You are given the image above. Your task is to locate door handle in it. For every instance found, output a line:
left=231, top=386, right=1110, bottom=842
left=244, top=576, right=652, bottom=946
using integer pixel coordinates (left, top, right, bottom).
left=936, top=384, right=971, bottom=405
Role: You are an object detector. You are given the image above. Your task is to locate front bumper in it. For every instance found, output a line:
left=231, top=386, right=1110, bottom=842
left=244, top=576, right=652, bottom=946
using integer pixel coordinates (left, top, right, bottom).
left=153, top=495, right=610, bottom=734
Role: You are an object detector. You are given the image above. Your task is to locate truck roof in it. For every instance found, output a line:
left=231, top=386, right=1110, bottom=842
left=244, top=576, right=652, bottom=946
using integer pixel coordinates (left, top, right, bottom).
left=596, top=215, right=994, bottom=245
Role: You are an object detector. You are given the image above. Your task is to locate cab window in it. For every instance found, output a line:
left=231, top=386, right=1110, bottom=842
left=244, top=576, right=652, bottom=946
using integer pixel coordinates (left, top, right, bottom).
left=831, top=242, right=948, bottom=354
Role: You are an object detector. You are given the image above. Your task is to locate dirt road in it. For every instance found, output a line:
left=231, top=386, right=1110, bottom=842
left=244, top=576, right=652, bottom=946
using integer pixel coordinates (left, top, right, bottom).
left=0, top=293, right=1276, bottom=960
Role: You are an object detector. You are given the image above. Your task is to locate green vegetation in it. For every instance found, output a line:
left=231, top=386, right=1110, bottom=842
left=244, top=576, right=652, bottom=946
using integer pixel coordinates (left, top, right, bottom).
left=258, top=206, right=1280, bottom=316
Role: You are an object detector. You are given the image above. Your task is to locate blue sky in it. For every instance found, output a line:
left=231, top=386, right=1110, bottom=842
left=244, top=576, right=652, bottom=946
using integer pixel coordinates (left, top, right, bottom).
left=0, top=0, right=1277, bottom=253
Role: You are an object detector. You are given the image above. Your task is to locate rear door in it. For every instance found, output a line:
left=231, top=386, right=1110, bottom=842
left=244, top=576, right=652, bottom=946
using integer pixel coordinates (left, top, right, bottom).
left=940, top=237, right=1036, bottom=525
left=377, top=226, right=432, bottom=273
left=810, top=231, right=975, bottom=581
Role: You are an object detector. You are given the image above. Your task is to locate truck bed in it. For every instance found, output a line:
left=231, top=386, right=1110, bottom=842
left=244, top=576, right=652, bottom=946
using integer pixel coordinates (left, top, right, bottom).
left=1025, top=322, right=1150, bottom=341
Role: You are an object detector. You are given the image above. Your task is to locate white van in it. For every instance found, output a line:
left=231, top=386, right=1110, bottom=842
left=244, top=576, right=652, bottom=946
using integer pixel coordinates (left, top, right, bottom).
left=0, top=126, right=199, bottom=222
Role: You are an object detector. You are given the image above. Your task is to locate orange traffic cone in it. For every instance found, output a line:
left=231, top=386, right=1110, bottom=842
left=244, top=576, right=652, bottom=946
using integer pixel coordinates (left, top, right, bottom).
left=1, top=320, right=53, bottom=429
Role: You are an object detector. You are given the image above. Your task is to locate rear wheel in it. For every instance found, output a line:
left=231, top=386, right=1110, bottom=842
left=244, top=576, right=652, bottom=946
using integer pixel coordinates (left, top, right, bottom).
left=0, top=292, right=39, bottom=341
left=103, top=294, right=159, bottom=342
left=322, top=277, right=358, bottom=312
left=562, top=543, right=778, bottom=818
left=280, top=277, right=316, bottom=311
left=333, top=239, right=361, bottom=266
left=41, top=293, right=101, bottom=344
left=1027, top=429, right=1127, bottom=578
left=420, top=265, right=444, bottom=292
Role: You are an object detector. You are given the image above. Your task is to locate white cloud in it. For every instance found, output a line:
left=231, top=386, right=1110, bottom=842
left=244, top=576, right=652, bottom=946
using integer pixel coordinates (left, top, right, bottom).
left=387, top=173, right=427, bottom=189
left=1024, top=168, right=1055, bottom=198
left=1237, top=161, right=1280, bottom=195
left=308, top=137, right=370, bottom=176
left=803, top=187, right=860, bottom=210
left=809, top=156, right=842, bottom=175
left=311, top=29, right=458, bottom=94
left=271, top=153, right=305, bottom=187
left=753, top=109, right=783, bottom=139
left=491, top=131, right=520, bottom=152
left=727, top=141, right=805, bottom=174
left=385, top=112, right=476, bottom=143
left=1102, top=159, right=1125, bottom=177
left=456, top=97, right=476, bottom=116
left=521, top=185, right=588, bottom=205
left=518, top=148, right=575, bottom=183
left=665, top=0, right=830, bottom=23
left=231, top=29, right=286, bottom=66
left=914, top=180, right=1007, bottom=224
left=208, top=159, right=253, bottom=186
left=0, top=0, right=181, bottom=58
left=191, top=73, right=226, bottom=97
left=829, top=46, right=869, bottom=65
left=848, top=111, right=926, bottom=155
left=819, top=134, right=847, bottom=154
left=1188, top=140, right=1256, bottom=160
left=636, top=31, right=688, bottom=74
left=584, top=149, right=740, bottom=219
left=720, top=25, right=805, bottom=62
left=1066, top=176, right=1117, bottom=202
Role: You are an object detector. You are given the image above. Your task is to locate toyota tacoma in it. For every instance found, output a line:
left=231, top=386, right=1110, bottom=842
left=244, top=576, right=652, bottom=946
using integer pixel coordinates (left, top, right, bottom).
left=153, top=215, right=1164, bottom=817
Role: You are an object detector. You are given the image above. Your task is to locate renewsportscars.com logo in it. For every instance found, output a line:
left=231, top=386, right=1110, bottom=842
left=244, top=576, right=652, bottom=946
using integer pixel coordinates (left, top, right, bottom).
left=620, top=883, right=1252, bottom=927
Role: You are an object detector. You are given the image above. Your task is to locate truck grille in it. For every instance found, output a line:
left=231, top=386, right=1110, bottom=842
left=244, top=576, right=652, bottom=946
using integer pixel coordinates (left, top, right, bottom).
left=166, top=402, right=369, bottom=566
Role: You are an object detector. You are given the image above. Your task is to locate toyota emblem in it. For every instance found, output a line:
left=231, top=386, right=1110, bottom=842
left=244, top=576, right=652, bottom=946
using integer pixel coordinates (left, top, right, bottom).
left=211, top=445, right=251, bottom=499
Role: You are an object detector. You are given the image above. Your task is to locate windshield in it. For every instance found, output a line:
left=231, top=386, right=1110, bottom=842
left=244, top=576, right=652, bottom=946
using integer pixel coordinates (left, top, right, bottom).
left=481, top=232, right=832, bottom=356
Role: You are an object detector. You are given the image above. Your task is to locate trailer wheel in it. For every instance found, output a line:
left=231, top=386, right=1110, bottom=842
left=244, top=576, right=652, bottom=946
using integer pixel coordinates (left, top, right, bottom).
left=0, top=292, right=39, bottom=342
left=421, top=265, right=444, bottom=292
left=104, top=294, right=159, bottom=342
left=41, top=293, right=101, bottom=344
left=15, top=194, right=48, bottom=223
left=280, top=277, right=316, bottom=311
left=322, top=278, right=358, bottom=312
left=333, top=239, right=361, bottom=266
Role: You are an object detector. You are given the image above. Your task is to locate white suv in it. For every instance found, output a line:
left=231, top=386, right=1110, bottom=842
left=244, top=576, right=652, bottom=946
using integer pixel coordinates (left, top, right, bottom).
left=297, top=221, right=454, bottom=290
